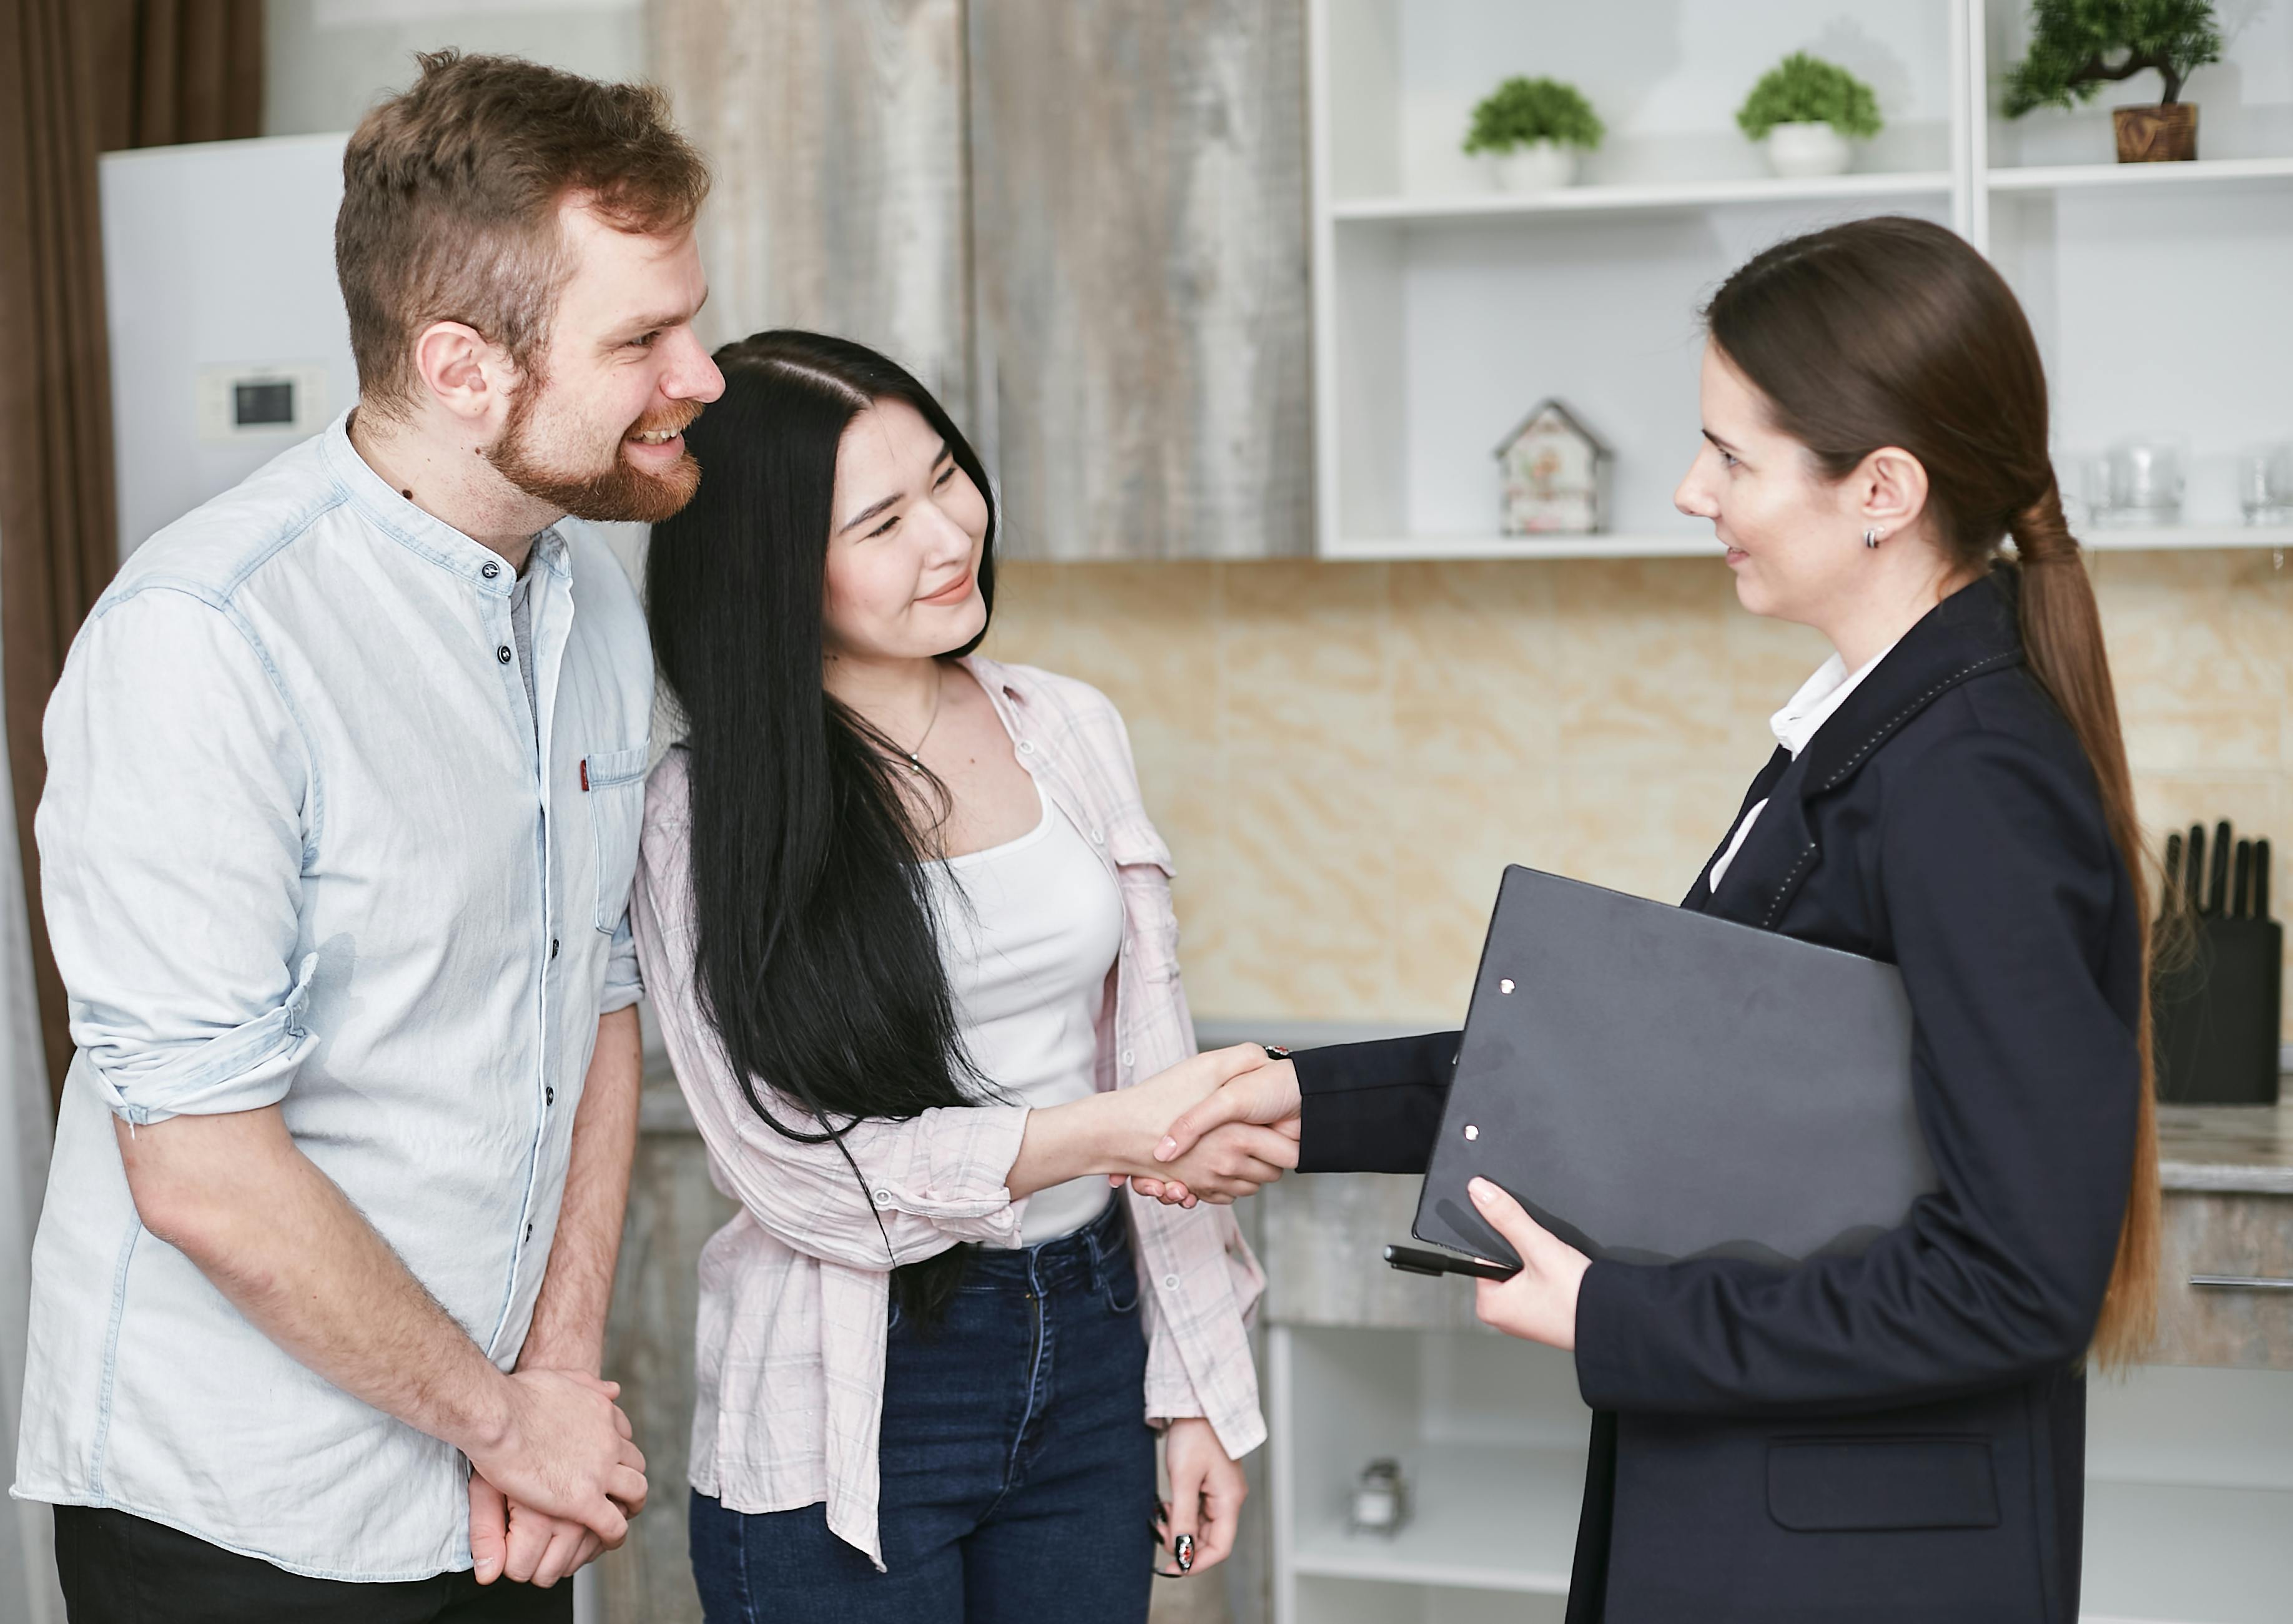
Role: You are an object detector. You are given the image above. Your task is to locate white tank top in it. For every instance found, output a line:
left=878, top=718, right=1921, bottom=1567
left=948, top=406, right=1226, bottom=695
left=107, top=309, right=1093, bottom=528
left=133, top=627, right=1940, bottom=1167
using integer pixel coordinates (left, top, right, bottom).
left=927, top=779, right=1126, bottom=1243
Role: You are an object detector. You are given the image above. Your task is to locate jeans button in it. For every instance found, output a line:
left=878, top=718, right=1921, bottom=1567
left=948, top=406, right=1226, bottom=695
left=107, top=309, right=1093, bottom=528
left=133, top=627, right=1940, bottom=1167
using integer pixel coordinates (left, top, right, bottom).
left=545, top=1086, right=555, bottom=1106
left=496, top=645, right=513, bottom=665
left=481, top=560, right=501, bottom=580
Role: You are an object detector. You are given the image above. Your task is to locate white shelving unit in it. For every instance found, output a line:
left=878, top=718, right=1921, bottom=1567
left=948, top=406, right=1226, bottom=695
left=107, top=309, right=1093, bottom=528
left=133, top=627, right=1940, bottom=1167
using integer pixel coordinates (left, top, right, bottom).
left=1985, top=154, right=2293, bottom=194
left=1308, top=0, right=2293, bottom=561
left=1272, top=1325, right=2293, bottom=1624
left=1271, top=1325, right=1586, bottom=1623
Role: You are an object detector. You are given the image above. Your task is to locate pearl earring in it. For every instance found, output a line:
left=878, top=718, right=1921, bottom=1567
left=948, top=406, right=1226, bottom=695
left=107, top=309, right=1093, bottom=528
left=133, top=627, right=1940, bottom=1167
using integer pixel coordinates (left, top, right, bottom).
left=1863, top=527, right=1883, bottom=549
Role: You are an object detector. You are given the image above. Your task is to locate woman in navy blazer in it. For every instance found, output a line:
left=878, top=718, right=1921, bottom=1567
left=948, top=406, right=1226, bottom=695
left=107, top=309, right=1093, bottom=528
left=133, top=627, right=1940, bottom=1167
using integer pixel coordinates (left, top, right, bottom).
left=1139, top=216, right=2161, bottom=1623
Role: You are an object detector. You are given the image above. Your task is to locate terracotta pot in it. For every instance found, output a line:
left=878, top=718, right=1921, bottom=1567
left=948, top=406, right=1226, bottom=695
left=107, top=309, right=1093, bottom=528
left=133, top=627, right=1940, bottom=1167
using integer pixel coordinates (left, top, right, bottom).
left=2114, top=102, right=2198, bottom=162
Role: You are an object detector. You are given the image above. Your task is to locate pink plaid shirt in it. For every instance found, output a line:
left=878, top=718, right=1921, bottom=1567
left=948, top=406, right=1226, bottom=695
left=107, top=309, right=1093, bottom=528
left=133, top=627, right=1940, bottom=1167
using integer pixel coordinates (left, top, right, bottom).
left=631, top=655, right=1266, bottom=1568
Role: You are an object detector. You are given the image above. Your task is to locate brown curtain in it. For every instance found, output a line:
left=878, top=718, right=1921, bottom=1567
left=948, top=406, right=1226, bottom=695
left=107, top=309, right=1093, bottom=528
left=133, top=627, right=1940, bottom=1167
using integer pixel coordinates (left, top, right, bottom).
left=89, top=1, right=266, bottom=152
left=0, top=1, right=262, bottom=1109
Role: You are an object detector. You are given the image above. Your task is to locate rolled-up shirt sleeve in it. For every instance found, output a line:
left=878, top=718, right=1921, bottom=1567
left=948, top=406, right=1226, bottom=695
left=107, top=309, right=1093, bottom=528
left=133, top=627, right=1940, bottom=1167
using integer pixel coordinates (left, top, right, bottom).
left=36, top=588, right=315, bottom=1124
left=599, top=910, right=643, bottom=1013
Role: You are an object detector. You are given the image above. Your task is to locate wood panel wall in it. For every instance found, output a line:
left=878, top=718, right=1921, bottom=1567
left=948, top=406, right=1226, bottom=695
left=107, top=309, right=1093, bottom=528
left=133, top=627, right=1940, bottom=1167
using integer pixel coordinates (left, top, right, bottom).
left=646, top=0, right=1312, bottom=559
left=647, top=0, right=972, bottom=413
left=966, top=0, right=1313, bottom=558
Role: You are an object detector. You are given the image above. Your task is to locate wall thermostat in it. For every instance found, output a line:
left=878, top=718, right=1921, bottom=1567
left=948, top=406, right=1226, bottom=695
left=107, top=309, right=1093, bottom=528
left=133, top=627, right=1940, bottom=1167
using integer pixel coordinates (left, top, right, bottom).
left=195, top=362, right=330, bottom=444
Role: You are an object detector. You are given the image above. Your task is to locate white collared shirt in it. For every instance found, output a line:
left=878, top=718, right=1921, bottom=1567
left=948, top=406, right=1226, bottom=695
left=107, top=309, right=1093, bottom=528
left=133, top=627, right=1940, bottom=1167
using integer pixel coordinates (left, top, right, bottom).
left=1707, top=641, right=1902, bottom=892
left=15, top=411, right=653, bottom=1580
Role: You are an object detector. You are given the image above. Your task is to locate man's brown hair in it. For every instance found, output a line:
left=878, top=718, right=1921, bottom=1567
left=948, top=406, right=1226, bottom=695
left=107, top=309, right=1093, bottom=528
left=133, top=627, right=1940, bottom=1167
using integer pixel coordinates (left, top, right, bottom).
left=336, top=51, right=711, bottom=418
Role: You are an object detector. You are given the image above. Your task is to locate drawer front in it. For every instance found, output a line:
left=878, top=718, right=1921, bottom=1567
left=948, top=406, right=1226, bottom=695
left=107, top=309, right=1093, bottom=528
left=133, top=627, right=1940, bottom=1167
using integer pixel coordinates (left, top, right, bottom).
left=2152, top=1191, right=2293, bottom=1370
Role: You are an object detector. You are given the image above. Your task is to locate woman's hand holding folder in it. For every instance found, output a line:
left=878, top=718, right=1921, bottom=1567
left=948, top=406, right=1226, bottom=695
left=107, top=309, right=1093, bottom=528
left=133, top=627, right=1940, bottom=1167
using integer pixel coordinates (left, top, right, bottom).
left=1461, top=1178, right=1590, bottom=1351
left=1128, top=1062, right=1587, bottom=1348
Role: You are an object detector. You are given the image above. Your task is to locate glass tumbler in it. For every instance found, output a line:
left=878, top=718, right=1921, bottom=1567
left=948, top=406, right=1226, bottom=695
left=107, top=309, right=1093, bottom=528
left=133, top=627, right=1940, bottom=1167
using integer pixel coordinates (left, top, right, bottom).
left=2241, top=445, right=2293, bottom=527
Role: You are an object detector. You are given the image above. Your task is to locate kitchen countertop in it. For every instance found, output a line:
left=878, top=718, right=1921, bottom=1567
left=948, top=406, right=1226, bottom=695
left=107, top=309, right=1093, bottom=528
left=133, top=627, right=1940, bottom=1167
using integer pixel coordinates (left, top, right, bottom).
left=2158, top=1099, right=2293, bottom=1195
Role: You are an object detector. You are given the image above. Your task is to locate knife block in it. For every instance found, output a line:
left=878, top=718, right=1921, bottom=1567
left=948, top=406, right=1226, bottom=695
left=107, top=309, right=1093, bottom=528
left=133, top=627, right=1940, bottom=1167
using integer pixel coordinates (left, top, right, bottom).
left=2152, top=917, right=2284, bottom=1106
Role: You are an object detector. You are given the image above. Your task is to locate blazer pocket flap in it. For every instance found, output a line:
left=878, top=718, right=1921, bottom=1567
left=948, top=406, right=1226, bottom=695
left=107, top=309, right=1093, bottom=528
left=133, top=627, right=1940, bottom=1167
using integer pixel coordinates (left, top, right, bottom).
left=1767, top=1437, right=2000, bottom=1532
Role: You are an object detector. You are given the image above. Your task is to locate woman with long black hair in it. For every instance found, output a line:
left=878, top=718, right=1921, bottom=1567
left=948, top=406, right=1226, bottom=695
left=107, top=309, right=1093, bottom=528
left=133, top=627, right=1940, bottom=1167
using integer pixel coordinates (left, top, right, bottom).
left=634, top=332, right=1284, bottom=1622
left=1142, top=215, right=2162, bottom=1622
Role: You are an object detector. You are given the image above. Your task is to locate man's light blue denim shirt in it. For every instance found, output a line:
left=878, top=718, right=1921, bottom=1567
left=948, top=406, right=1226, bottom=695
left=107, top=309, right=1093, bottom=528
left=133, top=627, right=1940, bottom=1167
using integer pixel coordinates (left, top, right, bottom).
left=11, top=412, right=652, bottom=1580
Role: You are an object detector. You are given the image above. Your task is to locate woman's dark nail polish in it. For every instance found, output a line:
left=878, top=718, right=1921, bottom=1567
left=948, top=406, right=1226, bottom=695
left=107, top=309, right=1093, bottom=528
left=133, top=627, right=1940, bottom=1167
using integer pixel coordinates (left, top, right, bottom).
left=1174, top=1532, right=1195, bottom=1573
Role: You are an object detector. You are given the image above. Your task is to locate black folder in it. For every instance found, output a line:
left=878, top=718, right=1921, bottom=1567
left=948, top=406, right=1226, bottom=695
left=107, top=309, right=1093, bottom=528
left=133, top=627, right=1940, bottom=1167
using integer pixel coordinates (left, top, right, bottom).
left=1410, top=865, right=1935, bottom=1271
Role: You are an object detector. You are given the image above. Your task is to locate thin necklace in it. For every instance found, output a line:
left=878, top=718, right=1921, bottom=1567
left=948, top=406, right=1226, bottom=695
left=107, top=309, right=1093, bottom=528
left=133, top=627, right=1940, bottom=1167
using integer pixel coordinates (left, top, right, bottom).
left=899, top=672, right=944, bottom=775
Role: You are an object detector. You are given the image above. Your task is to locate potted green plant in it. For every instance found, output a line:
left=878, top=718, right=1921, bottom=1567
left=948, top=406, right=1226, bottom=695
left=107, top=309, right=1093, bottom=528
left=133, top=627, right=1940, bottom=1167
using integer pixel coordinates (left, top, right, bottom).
left=1735, top=53, right=1883, bottom=178
left=2003, top=0, right=2222, bottom=162
left=1462, top=76, right=1604, bottom=192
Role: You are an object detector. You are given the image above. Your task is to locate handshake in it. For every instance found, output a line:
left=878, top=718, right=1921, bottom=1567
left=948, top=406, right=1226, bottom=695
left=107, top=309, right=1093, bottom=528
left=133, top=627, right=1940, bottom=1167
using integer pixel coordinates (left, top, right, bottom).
left=1106, top=1044, right=1307, bottom=1209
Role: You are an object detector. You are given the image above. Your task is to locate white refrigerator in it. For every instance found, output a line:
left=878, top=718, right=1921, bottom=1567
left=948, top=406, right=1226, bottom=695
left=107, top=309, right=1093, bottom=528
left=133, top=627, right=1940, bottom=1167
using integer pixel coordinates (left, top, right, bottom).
left=100, top=132, right=356, bottom=559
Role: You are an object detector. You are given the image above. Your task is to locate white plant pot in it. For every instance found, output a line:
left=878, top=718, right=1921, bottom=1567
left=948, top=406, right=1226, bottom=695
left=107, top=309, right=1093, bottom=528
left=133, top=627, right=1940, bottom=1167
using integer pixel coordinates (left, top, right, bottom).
left=1763, top=121, right=1853, bottom=178
left=1489, top=140, right=1580, bottom=192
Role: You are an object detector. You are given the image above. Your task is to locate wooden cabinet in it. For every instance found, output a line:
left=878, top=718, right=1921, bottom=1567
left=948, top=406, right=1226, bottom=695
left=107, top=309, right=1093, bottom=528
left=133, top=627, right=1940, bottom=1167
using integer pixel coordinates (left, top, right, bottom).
left=2154, top=1191, right=2293, bottom=1371
left=967, top=0, right=1313, bottom=560
left=648, top=0, right=1313, bottom=561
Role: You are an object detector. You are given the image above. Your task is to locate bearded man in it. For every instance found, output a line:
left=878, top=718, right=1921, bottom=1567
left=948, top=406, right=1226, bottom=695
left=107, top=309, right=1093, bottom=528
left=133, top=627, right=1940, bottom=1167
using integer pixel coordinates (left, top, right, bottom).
left=13, top=52, right=721, bottom=1622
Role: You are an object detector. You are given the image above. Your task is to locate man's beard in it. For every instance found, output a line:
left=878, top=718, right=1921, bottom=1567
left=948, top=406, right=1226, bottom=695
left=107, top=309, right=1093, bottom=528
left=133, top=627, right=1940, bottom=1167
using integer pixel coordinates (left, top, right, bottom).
left=488, top=388, right=704, bottom=524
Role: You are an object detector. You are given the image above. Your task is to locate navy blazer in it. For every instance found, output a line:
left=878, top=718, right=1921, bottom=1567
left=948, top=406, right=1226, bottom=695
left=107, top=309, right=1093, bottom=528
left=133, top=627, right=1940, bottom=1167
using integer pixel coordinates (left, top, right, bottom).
left=1294, top=570, right=2143, bottom=1623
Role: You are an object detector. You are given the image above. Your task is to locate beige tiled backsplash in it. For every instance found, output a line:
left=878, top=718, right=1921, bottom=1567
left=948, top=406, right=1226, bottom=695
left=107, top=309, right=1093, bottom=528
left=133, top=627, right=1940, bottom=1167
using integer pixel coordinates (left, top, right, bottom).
left=982, top=552, right=2293, bottom=1039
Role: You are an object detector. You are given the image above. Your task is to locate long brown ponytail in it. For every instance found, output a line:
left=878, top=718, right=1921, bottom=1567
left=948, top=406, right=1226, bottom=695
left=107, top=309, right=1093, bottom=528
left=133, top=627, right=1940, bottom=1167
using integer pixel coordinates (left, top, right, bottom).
left=1705, top=215, right=2158, bottom=1367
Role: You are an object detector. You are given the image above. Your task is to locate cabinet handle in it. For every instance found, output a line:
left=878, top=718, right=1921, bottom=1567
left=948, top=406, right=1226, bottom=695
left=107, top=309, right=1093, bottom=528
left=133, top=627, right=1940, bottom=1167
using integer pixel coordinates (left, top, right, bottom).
left=2189, top=1274, right=2293, bottom=1292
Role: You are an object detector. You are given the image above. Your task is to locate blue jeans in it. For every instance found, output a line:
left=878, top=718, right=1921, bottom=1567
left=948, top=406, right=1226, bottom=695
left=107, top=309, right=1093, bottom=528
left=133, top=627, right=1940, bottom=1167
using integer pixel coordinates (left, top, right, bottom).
left=689, top=1199, right=1156, bottom=1623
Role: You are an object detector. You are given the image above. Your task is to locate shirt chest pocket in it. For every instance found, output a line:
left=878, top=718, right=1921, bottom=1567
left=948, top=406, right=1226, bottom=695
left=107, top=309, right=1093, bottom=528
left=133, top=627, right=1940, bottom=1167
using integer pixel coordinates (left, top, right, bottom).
left=1106, top=816, right=1181, bottom=983
left=583, top=744, right=649, bottom=933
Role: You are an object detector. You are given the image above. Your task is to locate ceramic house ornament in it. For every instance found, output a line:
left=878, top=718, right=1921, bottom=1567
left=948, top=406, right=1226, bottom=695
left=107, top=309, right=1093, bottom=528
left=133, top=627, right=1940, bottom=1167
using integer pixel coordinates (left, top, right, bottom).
left=1496, top=399, right=1611, bottom=534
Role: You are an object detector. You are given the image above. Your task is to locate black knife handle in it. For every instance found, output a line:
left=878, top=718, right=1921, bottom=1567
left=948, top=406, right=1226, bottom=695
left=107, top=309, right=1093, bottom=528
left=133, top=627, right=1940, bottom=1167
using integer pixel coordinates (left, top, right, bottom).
left=2207, top=820, right=2233, bottom=917
left=2186, top=824, right=2207, bottom=910
left=2164, top=832, right=2184, bottom=912
left=2257, top=840, right=2272, bottom=921
left=2233, top=840, right=2254, bottom=920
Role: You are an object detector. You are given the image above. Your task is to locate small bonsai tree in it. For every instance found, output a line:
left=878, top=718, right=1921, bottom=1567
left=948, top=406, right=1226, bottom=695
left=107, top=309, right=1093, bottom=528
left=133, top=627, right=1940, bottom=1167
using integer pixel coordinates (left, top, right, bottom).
left=1462, top=76, right=1605, bottom=154
left=2004, top=0, right=2222, bottom=114
left=1736, top=54, right=1884, bottom=140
